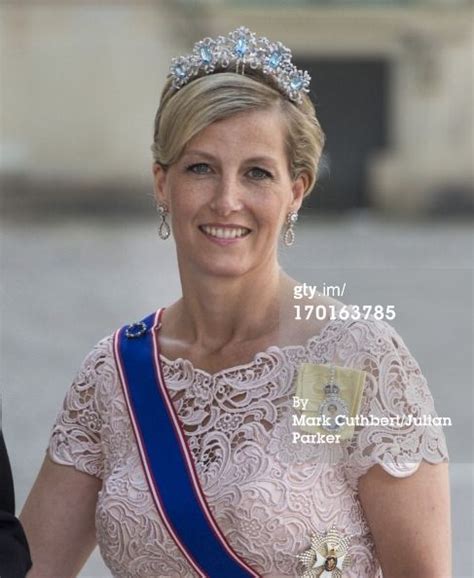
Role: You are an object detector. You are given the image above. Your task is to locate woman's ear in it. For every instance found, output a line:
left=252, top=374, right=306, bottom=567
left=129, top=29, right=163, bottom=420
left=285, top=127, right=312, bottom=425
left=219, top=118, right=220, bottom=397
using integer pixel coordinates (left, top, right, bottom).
left=290, top=172, right=310, bottom=213
left=152, top=163, right=169, bottom=206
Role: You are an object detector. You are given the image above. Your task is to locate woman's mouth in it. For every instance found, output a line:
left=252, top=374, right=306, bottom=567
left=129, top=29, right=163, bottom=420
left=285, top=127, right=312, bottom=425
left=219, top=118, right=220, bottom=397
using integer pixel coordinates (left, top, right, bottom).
left=199, top=225, right=251, bottom=241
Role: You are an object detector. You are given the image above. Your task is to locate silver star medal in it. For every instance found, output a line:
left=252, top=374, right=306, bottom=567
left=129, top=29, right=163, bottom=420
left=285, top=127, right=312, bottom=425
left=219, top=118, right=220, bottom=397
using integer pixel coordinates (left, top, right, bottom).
left=297, top=526, right=352, bottom=577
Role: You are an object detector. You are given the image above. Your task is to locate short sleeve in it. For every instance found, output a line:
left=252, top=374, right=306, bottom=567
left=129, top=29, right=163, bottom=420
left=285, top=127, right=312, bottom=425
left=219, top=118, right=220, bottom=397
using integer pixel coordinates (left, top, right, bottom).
left=47, top=336, right=113, bottom=479
left=340, top=319, right=449, bottom=486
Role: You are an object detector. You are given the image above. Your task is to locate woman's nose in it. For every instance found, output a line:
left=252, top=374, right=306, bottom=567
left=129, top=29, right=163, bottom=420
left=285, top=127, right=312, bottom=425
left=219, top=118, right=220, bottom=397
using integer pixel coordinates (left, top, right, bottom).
left=209, top=175, right=244, bottom=215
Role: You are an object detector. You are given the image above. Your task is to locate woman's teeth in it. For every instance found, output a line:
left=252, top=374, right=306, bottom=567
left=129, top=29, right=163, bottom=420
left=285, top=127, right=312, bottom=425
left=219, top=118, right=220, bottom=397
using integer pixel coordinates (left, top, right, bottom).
left=200, top=226, right=250, bottom=239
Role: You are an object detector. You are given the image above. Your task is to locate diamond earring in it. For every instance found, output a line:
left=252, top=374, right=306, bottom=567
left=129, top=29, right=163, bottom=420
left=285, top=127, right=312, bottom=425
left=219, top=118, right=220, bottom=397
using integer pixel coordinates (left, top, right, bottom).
left=283, top=211, right=298, bottom=246
left=157, top=203, right=171, bottom=240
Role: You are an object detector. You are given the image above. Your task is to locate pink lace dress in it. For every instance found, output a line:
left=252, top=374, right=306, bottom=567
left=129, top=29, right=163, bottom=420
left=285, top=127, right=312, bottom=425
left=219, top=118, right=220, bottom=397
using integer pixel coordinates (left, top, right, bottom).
left=48, top=315, right=448, bottom=577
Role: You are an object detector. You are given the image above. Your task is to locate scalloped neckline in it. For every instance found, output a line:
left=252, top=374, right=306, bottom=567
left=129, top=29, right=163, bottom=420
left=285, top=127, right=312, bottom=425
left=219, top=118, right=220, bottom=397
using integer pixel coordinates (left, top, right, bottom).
left=158, top=313, right=350, bottom=380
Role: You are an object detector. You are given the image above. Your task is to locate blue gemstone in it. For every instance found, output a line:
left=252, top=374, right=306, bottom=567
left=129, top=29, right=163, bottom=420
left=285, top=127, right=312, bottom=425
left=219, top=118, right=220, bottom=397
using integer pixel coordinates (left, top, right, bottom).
left=290, top=76, right=303, bottom=90
left=175, top=64, right=186, bottom=78
left=234, top=38, right=247, bottom=57
left=268, top=51, right=282, bottom=68
left=200, top=46, right=212, bottom=64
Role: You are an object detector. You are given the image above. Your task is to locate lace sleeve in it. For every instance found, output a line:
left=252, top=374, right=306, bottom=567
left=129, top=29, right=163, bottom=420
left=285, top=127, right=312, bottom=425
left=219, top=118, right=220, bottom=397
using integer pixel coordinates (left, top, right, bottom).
left=340, top=319, right=449, bottom=486
left=47, top=336, right=113, bottom=479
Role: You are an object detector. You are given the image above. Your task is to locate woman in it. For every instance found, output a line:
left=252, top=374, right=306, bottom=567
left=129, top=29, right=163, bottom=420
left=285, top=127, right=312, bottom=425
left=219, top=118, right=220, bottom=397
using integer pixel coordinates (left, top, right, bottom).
left=21, top=28, right=450, bottom=577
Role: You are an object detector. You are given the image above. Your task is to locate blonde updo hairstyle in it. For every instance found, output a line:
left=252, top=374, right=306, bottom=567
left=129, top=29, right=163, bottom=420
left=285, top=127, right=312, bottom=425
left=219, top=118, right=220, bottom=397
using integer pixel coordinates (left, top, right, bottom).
left=151, top=67, right=325, bottom=197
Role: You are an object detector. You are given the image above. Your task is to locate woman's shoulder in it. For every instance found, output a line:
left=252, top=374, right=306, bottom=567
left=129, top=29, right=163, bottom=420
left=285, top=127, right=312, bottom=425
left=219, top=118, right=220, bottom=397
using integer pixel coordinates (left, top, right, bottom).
left=328, top=309, right=417, bottom=370
left=48, top=333, right=117, bottom=478
left=64, top=333, right=118, bottom=406
left=78, top=333, right=116, bottom=373
left=337, top=311, right=414, bottom=360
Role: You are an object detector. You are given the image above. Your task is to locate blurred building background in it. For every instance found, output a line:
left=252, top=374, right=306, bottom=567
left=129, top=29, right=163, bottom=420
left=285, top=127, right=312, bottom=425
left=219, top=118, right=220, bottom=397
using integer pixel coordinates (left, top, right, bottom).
left=1, top=1, right=473, bottom=577
left=0, top=0, right=473, bottom=215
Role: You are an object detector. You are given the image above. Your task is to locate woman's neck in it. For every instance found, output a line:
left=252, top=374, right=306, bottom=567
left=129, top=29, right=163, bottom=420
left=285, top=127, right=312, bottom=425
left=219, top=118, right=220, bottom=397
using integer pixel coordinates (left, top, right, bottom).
left=166, top=264, right=296, bottom=354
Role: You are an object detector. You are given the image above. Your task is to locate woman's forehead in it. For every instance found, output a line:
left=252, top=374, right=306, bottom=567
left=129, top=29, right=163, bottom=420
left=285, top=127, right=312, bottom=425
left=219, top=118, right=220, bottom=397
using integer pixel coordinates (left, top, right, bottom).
left=183, top=109, right=287, bottom=157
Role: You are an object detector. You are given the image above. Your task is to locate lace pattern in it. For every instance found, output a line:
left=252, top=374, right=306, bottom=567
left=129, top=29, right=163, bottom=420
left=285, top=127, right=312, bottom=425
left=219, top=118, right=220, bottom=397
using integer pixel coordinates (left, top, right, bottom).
left=48, top=316, right=448, bottom=577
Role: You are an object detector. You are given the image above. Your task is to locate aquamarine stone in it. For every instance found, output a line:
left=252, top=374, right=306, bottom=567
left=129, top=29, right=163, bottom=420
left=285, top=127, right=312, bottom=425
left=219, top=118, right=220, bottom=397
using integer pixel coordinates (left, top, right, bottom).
left=234, top=38, right=247, bottom=57
left=200, top=46, right=212, bottom=64
left=268, top=51, right=282, bottom=68
left=175, top=64, right=186, bottom=78
left=290, top=76, right=303, bottom=90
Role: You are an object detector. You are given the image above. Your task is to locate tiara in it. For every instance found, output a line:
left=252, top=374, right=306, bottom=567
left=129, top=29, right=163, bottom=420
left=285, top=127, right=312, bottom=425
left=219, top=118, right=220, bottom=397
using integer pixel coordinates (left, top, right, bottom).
left=168, top=27, right=311, bottom=104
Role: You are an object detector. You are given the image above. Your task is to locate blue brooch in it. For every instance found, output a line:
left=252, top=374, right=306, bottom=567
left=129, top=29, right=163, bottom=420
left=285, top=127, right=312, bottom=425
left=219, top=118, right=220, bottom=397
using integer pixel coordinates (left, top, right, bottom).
left=125, top=321, right=147, bottom=339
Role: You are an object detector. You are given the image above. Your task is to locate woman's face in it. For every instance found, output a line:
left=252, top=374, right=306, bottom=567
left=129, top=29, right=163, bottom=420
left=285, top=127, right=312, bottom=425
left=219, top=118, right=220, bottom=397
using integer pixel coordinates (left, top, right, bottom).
left=153, top=107, right=308, bottom=279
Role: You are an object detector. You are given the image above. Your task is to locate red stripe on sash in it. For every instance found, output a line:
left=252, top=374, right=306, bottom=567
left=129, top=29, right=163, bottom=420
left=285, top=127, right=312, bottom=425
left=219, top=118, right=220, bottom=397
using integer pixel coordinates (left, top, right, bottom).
left=150, top=310, right=260, bottom=577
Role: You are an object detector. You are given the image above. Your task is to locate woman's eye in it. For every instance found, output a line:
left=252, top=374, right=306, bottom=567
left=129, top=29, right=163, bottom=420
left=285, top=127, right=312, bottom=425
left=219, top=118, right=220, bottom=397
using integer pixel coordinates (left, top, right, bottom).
left=186, top=163, right=211, bottom=174
left=248, top=167, right=272, bottom=180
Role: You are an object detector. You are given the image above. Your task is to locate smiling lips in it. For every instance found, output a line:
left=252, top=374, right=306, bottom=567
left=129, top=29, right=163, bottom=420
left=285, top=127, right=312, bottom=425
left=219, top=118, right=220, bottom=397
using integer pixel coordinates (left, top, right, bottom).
left=199, top=224, right=251, bottom=242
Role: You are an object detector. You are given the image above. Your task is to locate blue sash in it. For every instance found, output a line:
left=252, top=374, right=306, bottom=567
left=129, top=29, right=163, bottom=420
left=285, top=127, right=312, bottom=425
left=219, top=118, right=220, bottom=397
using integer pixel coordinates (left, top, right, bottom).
left=113, top=309, right=260, bottom=578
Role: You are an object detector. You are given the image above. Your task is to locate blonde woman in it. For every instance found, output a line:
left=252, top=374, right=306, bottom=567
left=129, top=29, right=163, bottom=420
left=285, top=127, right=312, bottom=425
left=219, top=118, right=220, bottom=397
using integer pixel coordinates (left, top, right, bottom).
left=21, top=28, right=450, bottom=578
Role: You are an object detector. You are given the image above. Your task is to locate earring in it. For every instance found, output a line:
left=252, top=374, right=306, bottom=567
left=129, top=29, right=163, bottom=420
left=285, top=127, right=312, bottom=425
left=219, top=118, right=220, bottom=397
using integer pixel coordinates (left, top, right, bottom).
left=283, top=211, right=298, bottom=246
left=157, top=203, right=171, bottom=240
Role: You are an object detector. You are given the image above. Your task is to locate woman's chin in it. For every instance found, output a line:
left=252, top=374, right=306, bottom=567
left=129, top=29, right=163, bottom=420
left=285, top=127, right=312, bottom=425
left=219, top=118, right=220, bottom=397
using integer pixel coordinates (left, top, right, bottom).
left=198, top=263, right=251, bottom=278
left=186, top=255, right=253, bottom=279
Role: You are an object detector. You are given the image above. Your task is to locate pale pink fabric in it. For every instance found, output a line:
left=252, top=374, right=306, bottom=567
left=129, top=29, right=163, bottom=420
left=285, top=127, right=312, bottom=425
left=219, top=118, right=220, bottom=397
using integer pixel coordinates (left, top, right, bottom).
left=48, top=316, right=448, bottom=577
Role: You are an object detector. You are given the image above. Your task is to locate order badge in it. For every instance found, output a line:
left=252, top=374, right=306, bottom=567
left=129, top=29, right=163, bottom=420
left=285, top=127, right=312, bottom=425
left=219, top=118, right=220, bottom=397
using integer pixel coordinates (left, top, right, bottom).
left=294, top=363, right=366, bottom=440
left=297, top=526, right=352, bottom=577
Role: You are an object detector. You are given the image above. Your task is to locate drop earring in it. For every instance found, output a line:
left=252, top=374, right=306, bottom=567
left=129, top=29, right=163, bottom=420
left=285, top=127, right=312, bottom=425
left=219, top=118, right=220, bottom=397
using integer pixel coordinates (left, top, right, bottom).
left=283, top=211, right=298, bottom=246
left=157, top=203, right=171, bottom=240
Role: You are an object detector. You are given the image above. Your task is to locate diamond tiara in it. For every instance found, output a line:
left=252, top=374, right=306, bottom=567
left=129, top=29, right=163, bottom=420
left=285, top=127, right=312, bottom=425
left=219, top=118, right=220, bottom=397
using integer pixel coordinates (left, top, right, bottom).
left=168, top=27, right=311, bottom=104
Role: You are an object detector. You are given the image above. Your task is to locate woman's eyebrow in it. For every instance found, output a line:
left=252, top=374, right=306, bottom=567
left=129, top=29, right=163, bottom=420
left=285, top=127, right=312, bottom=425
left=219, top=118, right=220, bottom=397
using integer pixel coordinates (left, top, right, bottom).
left=183, top=150, right=278, bottom=166
left=244, top=156, right=278, bottom=167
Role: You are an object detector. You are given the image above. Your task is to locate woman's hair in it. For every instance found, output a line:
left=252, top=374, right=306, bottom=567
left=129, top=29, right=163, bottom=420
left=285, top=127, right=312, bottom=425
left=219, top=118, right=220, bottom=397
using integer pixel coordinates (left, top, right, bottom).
left=151, top=67, right=325, bottom=197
